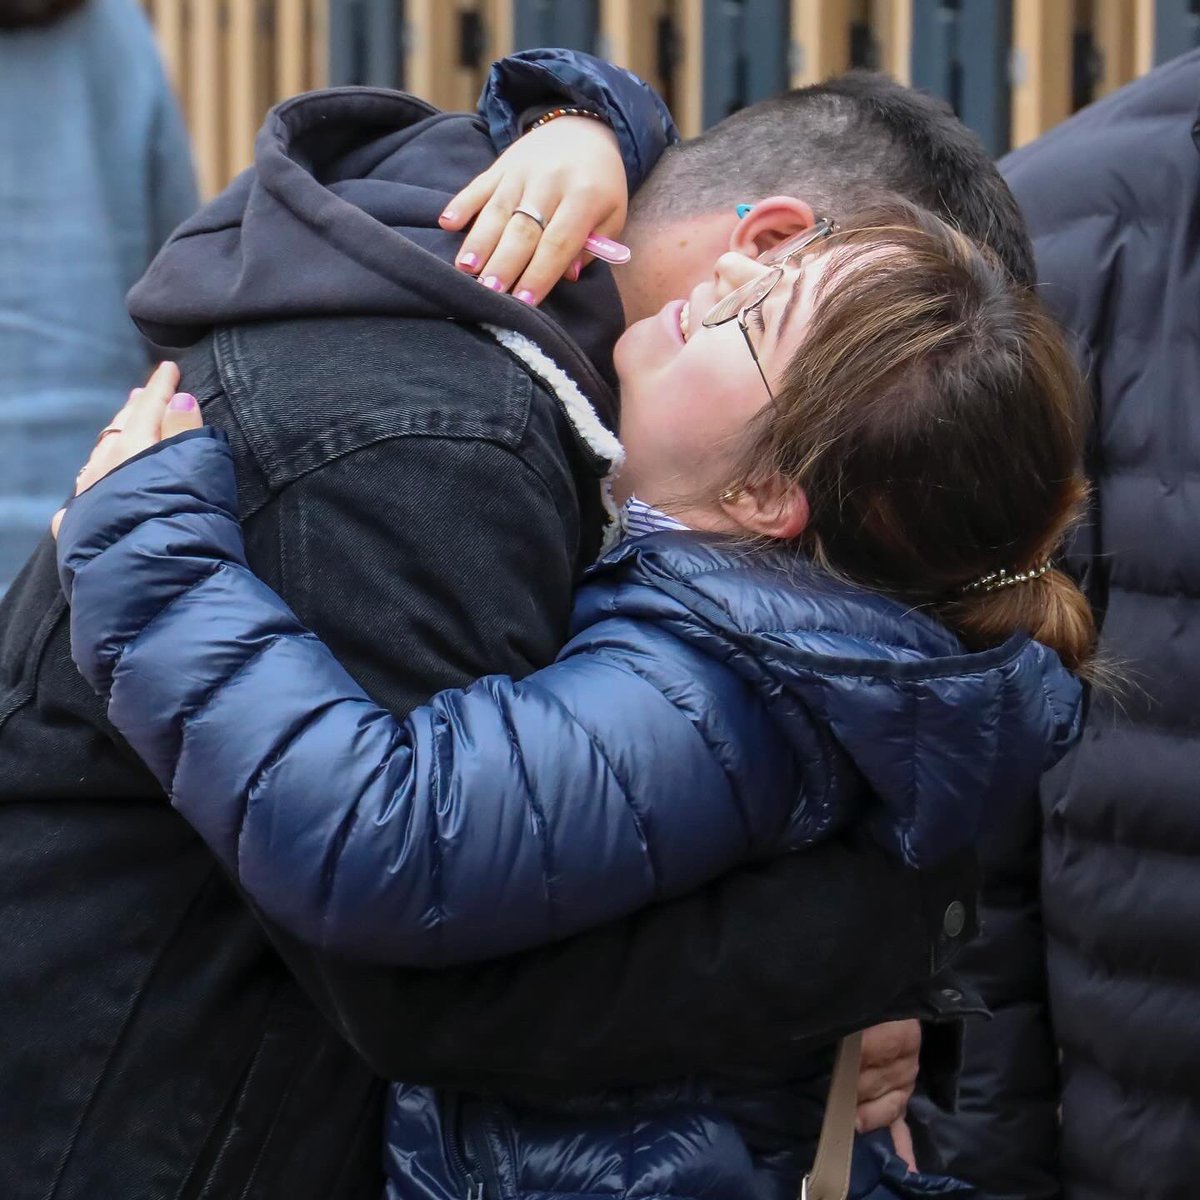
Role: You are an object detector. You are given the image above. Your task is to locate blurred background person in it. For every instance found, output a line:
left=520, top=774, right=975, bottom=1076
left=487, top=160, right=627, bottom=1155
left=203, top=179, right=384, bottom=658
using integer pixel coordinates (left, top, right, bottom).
left=0, top=0, right=196, bottom=591
left=915, top=47, right=1200, bottom=1200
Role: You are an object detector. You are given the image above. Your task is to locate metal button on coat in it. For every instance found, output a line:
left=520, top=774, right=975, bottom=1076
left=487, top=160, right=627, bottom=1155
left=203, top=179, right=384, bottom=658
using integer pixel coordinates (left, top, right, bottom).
left=943, top=900, right=966, bottom=938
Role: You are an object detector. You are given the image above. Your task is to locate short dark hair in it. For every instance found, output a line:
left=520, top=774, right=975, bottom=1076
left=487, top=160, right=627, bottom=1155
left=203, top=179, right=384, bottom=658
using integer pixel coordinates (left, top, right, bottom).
left=634, top=72, right=1035, bottom=286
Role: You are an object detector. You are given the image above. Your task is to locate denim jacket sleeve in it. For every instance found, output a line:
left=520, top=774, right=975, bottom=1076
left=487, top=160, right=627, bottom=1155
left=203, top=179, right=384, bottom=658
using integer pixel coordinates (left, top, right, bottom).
left=478, top=48, right=679, bottom=192
left=57, top=432, right=797, bottom=968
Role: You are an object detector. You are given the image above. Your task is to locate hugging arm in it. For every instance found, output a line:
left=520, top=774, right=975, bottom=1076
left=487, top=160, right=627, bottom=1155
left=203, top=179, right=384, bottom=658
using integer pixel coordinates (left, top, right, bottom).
left=479, top=48, right=679, bottom=189
left=461, top=49, right=679, bottom=298
left=223, top=420, right=954, bottom=1087
left=58, top=432, right=801, bottom=967
left=58, top=422, right=968, bottom=1086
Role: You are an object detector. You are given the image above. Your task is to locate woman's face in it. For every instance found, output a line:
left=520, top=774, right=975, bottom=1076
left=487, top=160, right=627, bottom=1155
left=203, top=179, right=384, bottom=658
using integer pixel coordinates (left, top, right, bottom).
left=612, top=245, right=837, bottom=517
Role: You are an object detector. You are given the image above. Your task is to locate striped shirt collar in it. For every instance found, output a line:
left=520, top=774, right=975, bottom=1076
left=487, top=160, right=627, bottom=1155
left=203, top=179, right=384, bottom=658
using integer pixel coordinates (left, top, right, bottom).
left=621, top=496, right=691, bottom=542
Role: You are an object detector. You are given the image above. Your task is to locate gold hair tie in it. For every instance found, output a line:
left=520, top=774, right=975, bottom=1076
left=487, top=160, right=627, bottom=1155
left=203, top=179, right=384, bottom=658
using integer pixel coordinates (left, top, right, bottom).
left=960, top=560, right=1053, bottom=595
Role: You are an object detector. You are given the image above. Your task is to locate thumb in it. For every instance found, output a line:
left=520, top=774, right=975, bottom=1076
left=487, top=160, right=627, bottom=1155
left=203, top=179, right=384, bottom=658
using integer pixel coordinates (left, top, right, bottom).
left=51, top=507, right=65, bottom=540
left=162, top=392, right=202, bottom=439
left=889, top=1117, right=917, bottom=1173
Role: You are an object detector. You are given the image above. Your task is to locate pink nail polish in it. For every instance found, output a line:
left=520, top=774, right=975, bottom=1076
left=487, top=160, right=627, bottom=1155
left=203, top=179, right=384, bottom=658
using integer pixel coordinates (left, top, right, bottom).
left=458, top=251, right=480, bottom=271
left=480, top=275, right=504, bottom=292
left=584, top=234, right=632, bottom=265
left=514, top=289, right=536, bottom=305
left=168, top=392, right=197, bottom=411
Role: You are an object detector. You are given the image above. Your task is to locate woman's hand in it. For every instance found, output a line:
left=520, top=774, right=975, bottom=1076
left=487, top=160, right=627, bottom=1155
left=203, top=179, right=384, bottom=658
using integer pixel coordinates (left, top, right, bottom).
left=51, top=361, right=203, bottom=538
left=856, top=1019, right=921, bottom=1171
left=439, top=114, right=628, bottom=305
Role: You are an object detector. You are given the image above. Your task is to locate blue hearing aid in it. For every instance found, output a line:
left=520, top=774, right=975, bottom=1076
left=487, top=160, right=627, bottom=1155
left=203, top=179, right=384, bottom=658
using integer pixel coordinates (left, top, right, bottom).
left=736, top=203, right=754, bottom=219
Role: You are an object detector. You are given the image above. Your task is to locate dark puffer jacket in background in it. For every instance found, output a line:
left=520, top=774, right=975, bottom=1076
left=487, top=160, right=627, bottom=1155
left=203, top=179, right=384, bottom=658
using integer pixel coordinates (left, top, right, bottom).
left=915, top=48, right=1200, bottom=1200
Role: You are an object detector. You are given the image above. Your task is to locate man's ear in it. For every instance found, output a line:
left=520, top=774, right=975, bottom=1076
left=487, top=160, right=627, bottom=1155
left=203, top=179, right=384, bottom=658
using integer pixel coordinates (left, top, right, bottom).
left=727, top=196, right=817, bottom=260
left=721, top=476, right=810, bottom=541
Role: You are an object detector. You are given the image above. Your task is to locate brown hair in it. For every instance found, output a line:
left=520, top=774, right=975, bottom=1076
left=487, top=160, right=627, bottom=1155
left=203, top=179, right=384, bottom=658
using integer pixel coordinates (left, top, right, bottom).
left=730, top=199, right=1096, bottom=674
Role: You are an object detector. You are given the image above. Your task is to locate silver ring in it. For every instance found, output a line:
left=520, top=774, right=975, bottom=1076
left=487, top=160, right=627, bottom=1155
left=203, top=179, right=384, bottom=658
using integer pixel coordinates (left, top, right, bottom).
left=512, top=205, right=547, bottom=231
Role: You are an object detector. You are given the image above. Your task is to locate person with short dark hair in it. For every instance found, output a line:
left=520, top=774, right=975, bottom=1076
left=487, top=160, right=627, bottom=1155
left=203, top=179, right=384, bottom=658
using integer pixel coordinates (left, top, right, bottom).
left=619, top=70, right=1035, bottom=326
left=0, top=61, right=1037, bottom=1198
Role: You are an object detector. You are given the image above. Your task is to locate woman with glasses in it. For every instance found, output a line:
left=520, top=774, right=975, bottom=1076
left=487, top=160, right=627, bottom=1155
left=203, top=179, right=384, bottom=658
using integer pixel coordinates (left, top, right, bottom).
left=52, top=198, right=1091, bottom=1200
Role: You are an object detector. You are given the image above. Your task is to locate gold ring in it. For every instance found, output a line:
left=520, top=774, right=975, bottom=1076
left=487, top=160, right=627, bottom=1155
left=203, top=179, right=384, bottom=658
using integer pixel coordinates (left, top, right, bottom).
left=96, top=425, right=124, bottom=442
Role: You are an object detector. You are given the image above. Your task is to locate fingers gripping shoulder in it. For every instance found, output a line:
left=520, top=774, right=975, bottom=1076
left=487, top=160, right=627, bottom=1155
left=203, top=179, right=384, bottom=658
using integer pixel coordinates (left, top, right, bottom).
left=56, top=429, right=246, bottom=696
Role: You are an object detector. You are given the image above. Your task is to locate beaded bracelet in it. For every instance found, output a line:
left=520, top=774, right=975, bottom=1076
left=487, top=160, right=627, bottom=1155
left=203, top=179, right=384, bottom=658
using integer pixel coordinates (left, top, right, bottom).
left=526, top=106, right=607, bottom=133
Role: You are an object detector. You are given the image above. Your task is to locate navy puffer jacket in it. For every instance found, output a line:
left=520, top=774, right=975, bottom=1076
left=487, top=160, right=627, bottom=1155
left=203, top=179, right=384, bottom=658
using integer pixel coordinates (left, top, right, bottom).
left=57, top=430, right=1081, bottom=1199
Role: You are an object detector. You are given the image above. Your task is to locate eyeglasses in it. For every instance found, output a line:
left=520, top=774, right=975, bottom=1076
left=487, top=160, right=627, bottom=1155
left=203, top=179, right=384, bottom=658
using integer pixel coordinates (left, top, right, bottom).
left=701, top=217, right=838, bottom=399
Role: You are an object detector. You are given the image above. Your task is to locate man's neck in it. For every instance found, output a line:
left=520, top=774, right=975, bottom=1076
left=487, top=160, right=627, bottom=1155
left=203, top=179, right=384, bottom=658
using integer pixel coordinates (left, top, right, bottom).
left=612, top=211, right=735, bottom=329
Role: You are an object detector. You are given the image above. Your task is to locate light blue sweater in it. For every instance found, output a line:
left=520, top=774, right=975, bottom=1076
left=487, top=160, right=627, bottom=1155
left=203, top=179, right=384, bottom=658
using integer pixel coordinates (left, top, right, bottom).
left=0, top=0, right=196, bottom=588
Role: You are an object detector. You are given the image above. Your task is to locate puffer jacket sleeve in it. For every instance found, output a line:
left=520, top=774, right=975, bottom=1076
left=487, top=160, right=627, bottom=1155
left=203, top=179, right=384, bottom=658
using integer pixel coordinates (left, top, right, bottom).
left=57, top=431, right=783, bottom=968
left=478, top=48, right=679, bottom=192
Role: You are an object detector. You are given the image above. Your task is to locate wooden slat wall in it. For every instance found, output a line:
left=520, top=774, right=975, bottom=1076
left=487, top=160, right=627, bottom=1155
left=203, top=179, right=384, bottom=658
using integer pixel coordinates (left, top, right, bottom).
left=403, top=0, right=493, bottom=112
left=1010, top=0, right=1074, bottom=149
left=672, top=0, right=704, bottom=137
left=143, top=0, right=327, bottom=199
left=599, top=0, right=674, bottom=101
left=145, top=0, right=1169, bottom=198
left=790, top=0, right=853, bottom=86
left=1093, top=0, right=1137, bottom=95
left=873, top=0, right=913, bottom=84
left=1132, top=0, right=1157, bottom=75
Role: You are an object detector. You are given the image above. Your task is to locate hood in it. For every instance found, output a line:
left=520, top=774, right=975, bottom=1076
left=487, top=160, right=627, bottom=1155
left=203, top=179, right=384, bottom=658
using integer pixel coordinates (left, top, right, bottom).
left=589, top=534, right=1083, bottom=867
left=127, top=87, right=622, bottom=421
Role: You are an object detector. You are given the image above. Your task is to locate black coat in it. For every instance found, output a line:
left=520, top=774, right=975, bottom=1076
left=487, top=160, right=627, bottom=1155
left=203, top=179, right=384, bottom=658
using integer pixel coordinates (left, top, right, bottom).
left=0, top=79, right=977, bottom=1199
left=915, top=48, right=1200, bottom=1200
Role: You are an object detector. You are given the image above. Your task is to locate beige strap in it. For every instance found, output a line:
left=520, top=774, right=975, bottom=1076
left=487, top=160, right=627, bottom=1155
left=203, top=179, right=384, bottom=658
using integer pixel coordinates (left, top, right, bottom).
left=800, top=1032, right=863, bottom=1200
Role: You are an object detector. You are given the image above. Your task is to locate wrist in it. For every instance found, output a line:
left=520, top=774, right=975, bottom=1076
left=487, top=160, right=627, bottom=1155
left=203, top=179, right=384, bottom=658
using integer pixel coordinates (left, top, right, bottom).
left=520, top=104, right=607, bottom=136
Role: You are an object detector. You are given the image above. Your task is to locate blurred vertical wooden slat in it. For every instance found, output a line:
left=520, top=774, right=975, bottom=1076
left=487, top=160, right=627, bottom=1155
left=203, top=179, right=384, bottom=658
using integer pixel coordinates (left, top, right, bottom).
left=1011, top=0, right=1073, bottom=149
left=1092, top=0, right=1136, bottom=96
left=405, top=0, right=483, bottom=110
left=872, top=0, right=912, bottom=83
left=188, top=0, right=225, bottom=198
left=227, top=0, right=264, bottom=182
left=1133, top=0, right=1155, bottom=75
left=460, top=0, right=494, bottom=111
left=599, top=0, right=670, bottom=98
left=673, top=0, right=703, bottom=137
left=487, top=0, right=515, bottom=62
left=307, top=0, right=327, bottom=89
left=277, top=0, right=310, bottom=97
left=790, top=0, right=852, bottom=86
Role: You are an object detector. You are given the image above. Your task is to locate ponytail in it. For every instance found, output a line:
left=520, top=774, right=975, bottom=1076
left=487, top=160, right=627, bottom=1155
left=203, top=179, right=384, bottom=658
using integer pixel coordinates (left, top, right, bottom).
left=937, top=567, right=1097, bottom=677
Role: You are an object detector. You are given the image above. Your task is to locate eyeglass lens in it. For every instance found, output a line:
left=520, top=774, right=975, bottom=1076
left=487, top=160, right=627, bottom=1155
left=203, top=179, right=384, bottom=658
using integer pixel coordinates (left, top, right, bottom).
left=702, top=268, right=781, bottom=329
left=702, top=218, right=836, bottom=328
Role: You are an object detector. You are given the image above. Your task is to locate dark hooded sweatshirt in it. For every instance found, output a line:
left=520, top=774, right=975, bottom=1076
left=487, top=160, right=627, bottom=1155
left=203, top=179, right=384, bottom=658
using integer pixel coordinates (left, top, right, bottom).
left=0, top=51, right=977, bottom=1200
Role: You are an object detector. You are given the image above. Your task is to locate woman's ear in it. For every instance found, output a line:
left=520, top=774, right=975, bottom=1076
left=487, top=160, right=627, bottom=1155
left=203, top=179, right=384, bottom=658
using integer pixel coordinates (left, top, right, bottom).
left=721, top=477, right=810, bottom=541
left=728, top=196, right=818, bottom=260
